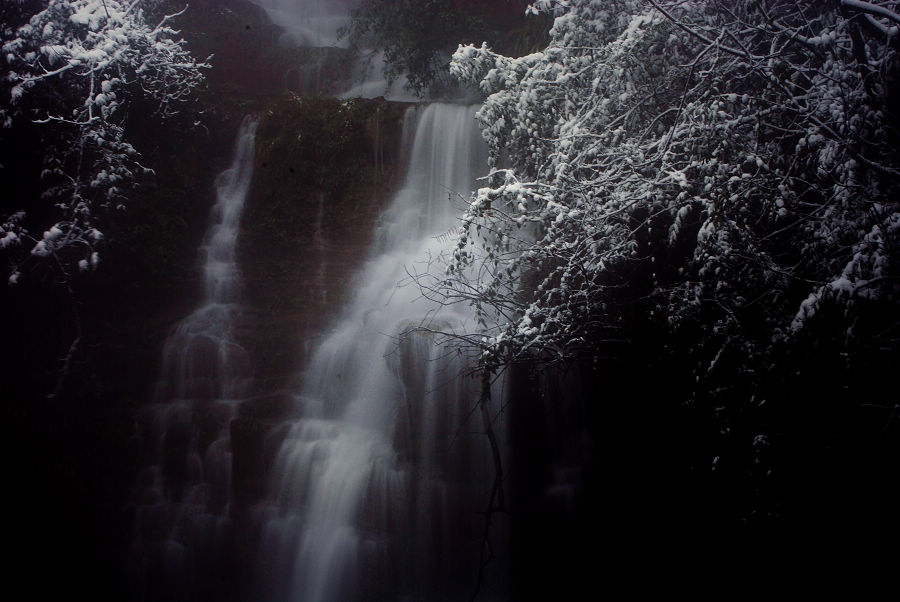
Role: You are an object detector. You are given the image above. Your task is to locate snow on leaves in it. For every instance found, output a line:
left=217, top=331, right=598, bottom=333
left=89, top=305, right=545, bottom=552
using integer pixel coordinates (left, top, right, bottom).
left=0, top=0, right=208, bottom=282
left=445, top=0, right=899, bottom=369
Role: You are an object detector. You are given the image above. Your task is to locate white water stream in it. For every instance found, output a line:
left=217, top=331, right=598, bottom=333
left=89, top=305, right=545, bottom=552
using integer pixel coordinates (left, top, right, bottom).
left=255, top=103, right=503, bottom=602
left=129, top=103, right=506, bottom=602
left=130, top=116, right=259, bottom=601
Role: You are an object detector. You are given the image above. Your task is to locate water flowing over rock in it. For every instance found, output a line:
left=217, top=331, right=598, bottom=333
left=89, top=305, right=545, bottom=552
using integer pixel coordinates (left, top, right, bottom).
left=255, top=103, right=505, bottom=602
left=129, top=116, right=259, bottom=602
left=127, top=103, right=507, bottom=602
left=235, top=95, right=410, bottom=391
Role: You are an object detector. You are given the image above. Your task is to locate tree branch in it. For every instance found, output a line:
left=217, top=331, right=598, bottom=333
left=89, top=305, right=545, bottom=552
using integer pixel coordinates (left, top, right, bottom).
left=841, top=0, right=900, bottom=26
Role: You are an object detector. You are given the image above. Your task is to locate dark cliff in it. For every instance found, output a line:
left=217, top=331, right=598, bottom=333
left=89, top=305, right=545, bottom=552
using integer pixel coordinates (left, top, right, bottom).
left=236, top=94, right=411, bottom=394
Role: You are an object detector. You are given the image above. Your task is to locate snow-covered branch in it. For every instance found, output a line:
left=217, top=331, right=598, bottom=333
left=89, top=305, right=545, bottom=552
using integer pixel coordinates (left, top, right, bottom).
left=0, top=0, right=208, bottom=282
left=841, top=0, right=900, bottom=27
left=442, top=0, right=899, bottom=373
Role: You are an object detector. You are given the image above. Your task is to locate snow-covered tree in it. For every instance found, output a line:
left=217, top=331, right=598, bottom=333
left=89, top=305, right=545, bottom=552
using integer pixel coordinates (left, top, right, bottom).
left=428, top=2, right=900, bottom=515
left=0, top=0, right=208, bottom=283
left=439, top=0, right=899, bottom=383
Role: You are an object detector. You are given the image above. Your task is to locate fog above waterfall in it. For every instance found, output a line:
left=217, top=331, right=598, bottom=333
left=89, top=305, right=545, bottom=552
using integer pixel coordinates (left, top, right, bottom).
left=251, top=0, right=357, bottom=47
left=251, top=0, right=430, bottom=101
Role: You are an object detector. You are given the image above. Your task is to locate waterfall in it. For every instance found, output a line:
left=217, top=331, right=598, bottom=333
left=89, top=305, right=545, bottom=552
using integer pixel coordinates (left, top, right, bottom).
left=129, top=116, right=259, bottom=601
left=126, top=99, right=508, bottom=602
left=255, top=103, right=505, bottom=602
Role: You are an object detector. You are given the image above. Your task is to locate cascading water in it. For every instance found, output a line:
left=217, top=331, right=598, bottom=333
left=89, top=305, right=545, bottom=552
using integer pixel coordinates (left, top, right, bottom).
left=255, top=103, right=506, bottom=602
left=130, top=116, right=259, bottom=601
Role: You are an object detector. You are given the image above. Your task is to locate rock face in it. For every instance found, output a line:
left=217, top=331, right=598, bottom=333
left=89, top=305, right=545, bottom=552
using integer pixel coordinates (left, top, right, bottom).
left=236, top=94, right=411, bottom=393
